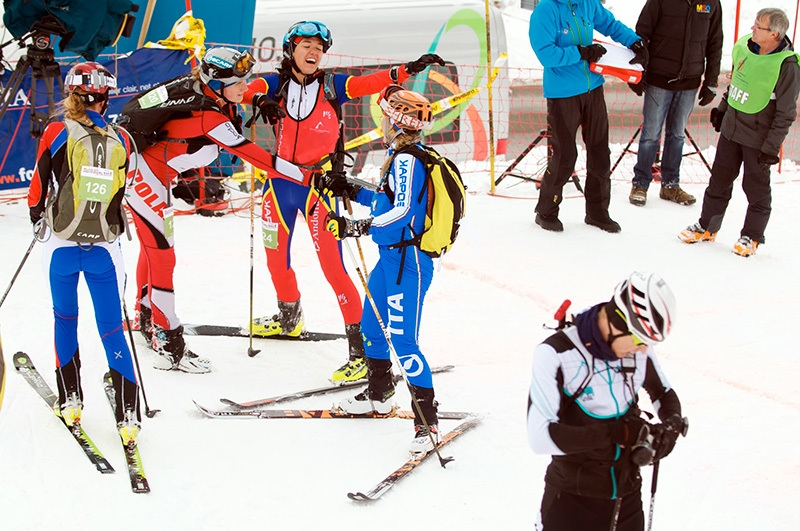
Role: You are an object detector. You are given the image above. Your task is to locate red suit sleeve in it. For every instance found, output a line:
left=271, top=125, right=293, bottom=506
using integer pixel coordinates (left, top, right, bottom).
left=344, top=66, right=411, bottom=99
left=27, top=122, right=64, bottom=213
left=196, top=110, right=276, bottom=171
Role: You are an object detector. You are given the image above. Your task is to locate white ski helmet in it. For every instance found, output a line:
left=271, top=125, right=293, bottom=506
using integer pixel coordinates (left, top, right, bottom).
left=199, top=47, right=255, bottom=87
left=612, top=271, right=676, bottom=345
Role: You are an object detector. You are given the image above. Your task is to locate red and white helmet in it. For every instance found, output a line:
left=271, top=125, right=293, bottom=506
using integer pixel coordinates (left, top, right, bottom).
left=612, top=271, right=676, bottom=345
left=64, top=62, right=117, bottom=94
left=378, top=86, right=432, bottom=132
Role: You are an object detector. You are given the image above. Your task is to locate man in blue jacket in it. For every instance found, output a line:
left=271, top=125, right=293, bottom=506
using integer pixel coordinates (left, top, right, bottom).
left=529, top=0, right=647, bottom=233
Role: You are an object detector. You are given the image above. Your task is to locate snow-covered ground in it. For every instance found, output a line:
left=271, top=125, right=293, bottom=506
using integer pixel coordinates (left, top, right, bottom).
left=2, top=1, right=800, bottom=530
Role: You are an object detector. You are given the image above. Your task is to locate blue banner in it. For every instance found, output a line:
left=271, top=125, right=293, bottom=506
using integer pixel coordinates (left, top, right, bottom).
left=0, top=48, right=190, bottom=191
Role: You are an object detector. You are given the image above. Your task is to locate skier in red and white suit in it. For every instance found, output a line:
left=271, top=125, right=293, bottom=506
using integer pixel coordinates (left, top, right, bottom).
left=127, top=47, right=284, bottom=373
left=244, top=20, right=443, bottom=382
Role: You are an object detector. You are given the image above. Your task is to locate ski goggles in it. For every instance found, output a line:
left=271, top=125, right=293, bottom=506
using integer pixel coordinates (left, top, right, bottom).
left=285, top=21, right=333, bottom=51
left=65, top=70, right=117, bottom=92
left=205, top=50, right=256, bottom=84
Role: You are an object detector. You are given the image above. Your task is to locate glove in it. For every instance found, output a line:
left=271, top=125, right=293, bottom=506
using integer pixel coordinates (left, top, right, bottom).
left=317, top=171, right=361, bottom=200
left=629, top=40, right=649, bottom=68
left=252, top=93, right=286, bottom=125
left=607, top=416, right=647, bottom=447
left=325, top=212, right=372, bottom=240
left=628, top=80, right=646, bottom=96
left=758, top=152, right=780, bottom=166
left=709, top=107, right=725, bottom=133
left=30, top=209, right=43, bottom=225
left=698, top=85, right=716, bottom=106
left=650, top=414, right=685, bottom=461
left=404, top=53, right=445, bottom=76
left=578, top=44, right=607, bottom=63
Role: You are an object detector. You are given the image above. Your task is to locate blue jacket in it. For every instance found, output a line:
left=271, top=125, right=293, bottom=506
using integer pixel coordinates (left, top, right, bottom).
left=529, top=0, right=640, bottom=98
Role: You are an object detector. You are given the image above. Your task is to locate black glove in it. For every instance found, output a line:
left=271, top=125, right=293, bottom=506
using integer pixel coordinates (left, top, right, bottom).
left=317, top=171, right=361, bottom=200
left=325, top=212, right=372, bottom=240
left=30, top=209, right=43, bottom=225
left=252, top=93, right=286, bottom=125
left=404, top=53, right=445, bottom=76
left=709, top=107, right=725, bottom=132
left=578, top=44, right=607, bottom=63
left=629, top=40, right=649, bottom=68
left=650, top=414, right=686, bottom=461
left=698, top=85, right=716, bottom=107
left=758, top=152, right=780, bottom=166
left=628, top=80, right=646, bottom=96
left=607, top=416, right=647, bottom=448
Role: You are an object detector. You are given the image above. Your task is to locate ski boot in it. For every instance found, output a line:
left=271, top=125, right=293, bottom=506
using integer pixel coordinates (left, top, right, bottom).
left=55, top=392, right=83, bottom=428
left=152, top=325, right=211, bottom=374
left=409, top=386, right=439, bottom=456
left=331, top=323, right=367, bottom=382
left=117, top=408, right=141, bottom=446
left=250, top=298, right=305, bottom=337
left=337, top=357, right=395, bottom=414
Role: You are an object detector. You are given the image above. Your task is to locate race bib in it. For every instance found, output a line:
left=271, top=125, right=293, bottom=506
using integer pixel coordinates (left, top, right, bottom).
left=77, top=166, right=114, bottom=202
left=262, top=220, right=278, bottom=250
left=163, top=206, right=175, bottom=239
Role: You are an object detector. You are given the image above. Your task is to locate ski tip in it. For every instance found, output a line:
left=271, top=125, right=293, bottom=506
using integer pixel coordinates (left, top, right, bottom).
left=347, top=492, right=375, bottom=502
left=12, top=352, right=30, bottom=369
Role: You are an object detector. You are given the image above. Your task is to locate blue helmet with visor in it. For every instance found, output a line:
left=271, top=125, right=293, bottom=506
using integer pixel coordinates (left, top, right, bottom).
left=282, top=20, right=333, bottom=57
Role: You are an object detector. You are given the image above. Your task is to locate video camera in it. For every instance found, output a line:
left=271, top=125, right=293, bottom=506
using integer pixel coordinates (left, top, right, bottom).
left=2, top=0, right=138, bottom=61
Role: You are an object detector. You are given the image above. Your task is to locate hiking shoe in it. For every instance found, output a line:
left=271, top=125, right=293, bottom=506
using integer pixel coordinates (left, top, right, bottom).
left=733, top=236, right=759, bottom=257
left=629, top=186, right=647, bottom=206
left=678, top=223, right=717, bottom=243
left=535, top=213, right=563, bottom=232
left=117, top=410, right=141, bottom=446
left=152, top=325, right=211, bottom=373
left=660, top=187, right=696, bottom=205
left=585, top=215, right=621, bottom=233
left=250, top=299, right=305, bottom=337
left=337, top=388, right=396, bottom=415
left=331, top=357, right=367, bottom=383
left=410, top=424, right=440, bottom=456
left=55, top=393, right=82, bottom=427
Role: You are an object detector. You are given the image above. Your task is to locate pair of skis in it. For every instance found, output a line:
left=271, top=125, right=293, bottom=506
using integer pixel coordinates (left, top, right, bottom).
left=193, top=364, right=480, bottom=501
left=13, top=352, right=149, bottom=493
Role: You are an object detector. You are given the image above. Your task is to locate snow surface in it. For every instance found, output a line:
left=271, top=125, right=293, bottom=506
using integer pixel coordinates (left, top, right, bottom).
left=2, top=1, right=800, bottom=530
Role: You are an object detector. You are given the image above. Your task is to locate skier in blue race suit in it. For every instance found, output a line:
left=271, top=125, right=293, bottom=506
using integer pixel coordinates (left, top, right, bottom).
left=324, top=86, right=440, bottom=455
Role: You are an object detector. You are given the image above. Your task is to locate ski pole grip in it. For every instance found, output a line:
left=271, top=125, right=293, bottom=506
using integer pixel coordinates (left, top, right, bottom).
left=553, top=299, right=571, bottom=321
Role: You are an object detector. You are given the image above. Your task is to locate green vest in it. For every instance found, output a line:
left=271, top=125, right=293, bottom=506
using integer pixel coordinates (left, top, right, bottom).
left=728, top=35, right=799, bottom=114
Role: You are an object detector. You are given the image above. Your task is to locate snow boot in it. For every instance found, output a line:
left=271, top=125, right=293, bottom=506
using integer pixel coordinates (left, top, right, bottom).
left=250, top=298, right=305, bottom=337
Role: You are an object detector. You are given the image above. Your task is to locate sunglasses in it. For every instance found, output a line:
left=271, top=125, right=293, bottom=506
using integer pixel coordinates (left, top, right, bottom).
left=630, top=331, right=647, bottom=347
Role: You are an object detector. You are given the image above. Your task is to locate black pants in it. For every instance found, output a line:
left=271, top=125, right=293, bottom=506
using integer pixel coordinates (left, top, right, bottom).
left=539, top=486, right=644, bottom=531
left=699, top=134, right=772, bottom=243
left=535, top=86, right=612, bottom=220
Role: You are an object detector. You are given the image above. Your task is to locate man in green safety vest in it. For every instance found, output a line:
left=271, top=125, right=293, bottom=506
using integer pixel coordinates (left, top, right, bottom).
left=678, top=7, right=800, bottom=257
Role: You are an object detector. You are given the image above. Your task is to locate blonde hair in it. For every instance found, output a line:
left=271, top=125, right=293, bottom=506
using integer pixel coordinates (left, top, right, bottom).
left=380, top=132, right=422, bottom=175
left=55, top=91, right=108, bottom=135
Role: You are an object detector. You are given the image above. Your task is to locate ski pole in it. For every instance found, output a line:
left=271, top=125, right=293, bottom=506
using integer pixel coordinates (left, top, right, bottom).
left=646, top=461, right=660, bottom=531
left=0, top=235, right=36, bottom=310
left=341, top=238, right=453, bottom=468
left=121, top=299, right=160, bottom=418
left=246, top=127, right=261, bottom=358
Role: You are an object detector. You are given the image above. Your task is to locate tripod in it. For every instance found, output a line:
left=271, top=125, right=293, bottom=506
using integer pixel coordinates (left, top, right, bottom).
left=610, top=125, right=713, bottom=177
left=0, top=20, right=65, bottom=141
left=494, top=127, right=584, bottom=193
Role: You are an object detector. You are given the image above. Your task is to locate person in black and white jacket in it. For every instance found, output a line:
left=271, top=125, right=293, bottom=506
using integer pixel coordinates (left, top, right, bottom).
left=528, top=272, right=686, bottom=531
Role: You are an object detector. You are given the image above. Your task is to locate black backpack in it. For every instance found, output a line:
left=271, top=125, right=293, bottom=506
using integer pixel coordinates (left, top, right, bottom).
left=118, top=73, right=221, bottom=153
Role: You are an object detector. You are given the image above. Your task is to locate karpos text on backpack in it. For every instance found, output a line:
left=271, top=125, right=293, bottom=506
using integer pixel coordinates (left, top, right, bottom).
left=45, top=119, right=128, bottom=243
left=390, top=145, right=467, bottom=257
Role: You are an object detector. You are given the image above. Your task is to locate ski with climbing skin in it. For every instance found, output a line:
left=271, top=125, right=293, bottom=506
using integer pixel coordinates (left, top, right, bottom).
left=193, top=401, right=471, bottom=420
left=181, top=323, right=346, bottom=341
left=218, top=365, right=455, bottom=409
left=348, top=415, right=482, bottom=502
left=102, top=372, right=150, bottom=493
left=12, top=352, right=115, bottom=474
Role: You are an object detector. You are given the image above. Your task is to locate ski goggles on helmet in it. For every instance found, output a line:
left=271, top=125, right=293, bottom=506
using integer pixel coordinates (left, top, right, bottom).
left=284, top=21, right=333, bottom=52
left=204, top=49, right=256, bottom=85
left=65, top=68, right=117, bottom=93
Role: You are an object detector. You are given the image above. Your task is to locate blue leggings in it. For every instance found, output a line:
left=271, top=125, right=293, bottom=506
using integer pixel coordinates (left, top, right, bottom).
left=361, top=246, right=434, bottom=388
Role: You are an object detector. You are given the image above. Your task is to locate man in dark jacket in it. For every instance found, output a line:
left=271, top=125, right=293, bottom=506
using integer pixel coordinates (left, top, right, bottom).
left=679, top=8, right=800, bottom=257
left=629, top=0, right=723, bottom=207
left=529, top=0, right=647, bottom=233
